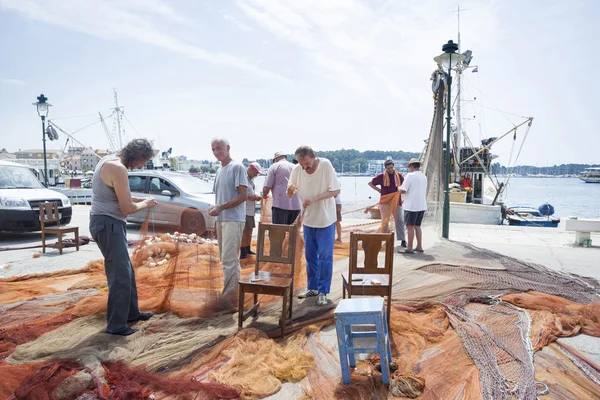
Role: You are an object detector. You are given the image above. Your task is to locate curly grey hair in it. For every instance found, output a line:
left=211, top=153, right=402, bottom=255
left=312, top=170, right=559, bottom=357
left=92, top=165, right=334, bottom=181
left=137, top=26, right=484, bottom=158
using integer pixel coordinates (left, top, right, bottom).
left=119, top=139, right=154, bottom=169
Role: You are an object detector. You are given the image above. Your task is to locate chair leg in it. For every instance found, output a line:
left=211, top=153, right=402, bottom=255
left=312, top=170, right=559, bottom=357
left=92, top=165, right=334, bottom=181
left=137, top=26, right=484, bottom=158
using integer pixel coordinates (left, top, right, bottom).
left=253, top=293, right=259, bottom=318
left=58, top=232, right=63, bottom=255
left=288, top=287, right=293, bottom=319
left=280, top=292, right=287, bottom=338
left=345, top=324, right=356, bottom=367
left=335, top=318, right=351, bottom=385
left=376, top=313, right=390, bottom=385
left=238, top=287, right=244, bottom=330
left=42, top=231, right=46, bottom=253
left=384, top=308, right=393, bottom=364
left=342, top=283, right=346, bottom=299
left=387, top=294, right=392, bottom=328
left=75, top=229, right=79, bottom=251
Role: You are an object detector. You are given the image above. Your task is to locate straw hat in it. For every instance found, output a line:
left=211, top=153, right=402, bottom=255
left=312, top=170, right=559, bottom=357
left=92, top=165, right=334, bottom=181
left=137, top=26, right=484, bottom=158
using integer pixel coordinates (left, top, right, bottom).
left=406, top=158, right=422, bottom=168
left=273, top=151, right=286, bottom=161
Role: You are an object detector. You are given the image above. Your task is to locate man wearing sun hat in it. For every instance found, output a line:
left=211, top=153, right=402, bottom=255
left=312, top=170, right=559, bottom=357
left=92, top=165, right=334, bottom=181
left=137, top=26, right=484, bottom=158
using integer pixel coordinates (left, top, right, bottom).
left=263, top=151, right=301, bottom=224
left=240, top=162, right=263, bottom=259
left=399, top=158, right=428, bottom=253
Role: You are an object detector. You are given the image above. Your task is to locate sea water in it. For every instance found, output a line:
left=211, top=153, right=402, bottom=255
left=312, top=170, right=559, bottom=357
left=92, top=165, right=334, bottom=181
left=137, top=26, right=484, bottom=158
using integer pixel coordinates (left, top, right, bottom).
left=253, top=176, right=600, bottom=219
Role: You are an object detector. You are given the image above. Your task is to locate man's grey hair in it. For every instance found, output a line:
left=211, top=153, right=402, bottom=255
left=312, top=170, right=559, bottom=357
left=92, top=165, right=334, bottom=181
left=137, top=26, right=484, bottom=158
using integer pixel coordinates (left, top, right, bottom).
left=211, top=137, right=230, bottom=146
left=294, top=145, right=315, bottom=158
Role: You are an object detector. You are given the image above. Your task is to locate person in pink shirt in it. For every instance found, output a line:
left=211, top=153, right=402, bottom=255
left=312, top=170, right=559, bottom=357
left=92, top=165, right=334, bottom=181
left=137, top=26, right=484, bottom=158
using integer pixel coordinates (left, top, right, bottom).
left=262, top=151, right=301, bottom=224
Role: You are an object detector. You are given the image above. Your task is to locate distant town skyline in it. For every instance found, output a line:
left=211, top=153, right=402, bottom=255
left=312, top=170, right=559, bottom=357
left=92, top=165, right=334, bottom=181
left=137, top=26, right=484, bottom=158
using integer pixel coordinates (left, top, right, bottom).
left=1, top=1, right=598, bottom=166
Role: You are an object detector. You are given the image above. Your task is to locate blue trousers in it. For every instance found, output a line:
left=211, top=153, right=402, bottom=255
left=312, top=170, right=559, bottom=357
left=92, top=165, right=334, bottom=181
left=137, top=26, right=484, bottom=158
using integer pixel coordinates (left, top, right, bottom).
left=303, top=223, right=335, bottom=295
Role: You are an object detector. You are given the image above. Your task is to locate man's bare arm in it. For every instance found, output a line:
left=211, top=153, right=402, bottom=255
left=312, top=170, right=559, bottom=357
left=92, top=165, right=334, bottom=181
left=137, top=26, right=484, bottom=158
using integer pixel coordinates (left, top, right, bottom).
left=209, top=185, right=248, bottom=216
left=368, top=182, right=381, bottom=194
left=104, top=163, right=156, bottom=215
left=263, top=186, right=271, bottom=198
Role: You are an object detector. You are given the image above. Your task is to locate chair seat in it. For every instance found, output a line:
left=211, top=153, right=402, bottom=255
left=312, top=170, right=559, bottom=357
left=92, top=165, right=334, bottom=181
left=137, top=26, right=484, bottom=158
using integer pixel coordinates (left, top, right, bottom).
left=240, top=271, right=293, bottom=288
left=342, top=272, right=390, bottom=287
left=43, top=225, right=78, bottom=232
left=335, top=297, right=385, bottom=316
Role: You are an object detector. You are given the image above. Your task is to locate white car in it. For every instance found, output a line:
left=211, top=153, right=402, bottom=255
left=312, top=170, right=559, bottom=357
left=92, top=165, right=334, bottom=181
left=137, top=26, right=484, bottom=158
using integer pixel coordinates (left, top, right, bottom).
left=127, top=170, right=216, bottom=235
left=0, top=160, right=72, bottom=232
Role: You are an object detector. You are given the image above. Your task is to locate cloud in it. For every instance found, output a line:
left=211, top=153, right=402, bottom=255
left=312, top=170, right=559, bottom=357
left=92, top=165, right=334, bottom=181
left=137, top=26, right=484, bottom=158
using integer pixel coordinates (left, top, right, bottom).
left=0, top=0, right=289, bottom=82
left=223, top=14, right=253, bottom=32
left=237, top=0, right=502, bottom=97
left=0, top=78, right=26, bottom=85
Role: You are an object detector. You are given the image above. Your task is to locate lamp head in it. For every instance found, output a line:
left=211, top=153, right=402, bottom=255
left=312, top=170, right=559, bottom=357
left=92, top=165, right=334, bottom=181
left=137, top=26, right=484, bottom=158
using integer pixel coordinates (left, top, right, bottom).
left=33, top=94, right=52, bottom=118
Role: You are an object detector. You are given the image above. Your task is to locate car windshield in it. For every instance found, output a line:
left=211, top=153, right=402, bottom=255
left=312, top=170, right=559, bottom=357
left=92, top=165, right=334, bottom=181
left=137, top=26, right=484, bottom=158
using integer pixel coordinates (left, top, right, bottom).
left=0, top=166, right=44, bottom=189
left=168, top=175, right=214, bottom=194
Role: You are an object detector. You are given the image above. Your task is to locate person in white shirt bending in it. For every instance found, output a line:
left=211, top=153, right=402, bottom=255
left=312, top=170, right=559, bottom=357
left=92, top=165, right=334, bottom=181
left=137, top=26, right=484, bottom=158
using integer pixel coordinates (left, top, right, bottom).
left=287, top=146, right=340, bottom=306
left=399, top=158, right=428, bottom=253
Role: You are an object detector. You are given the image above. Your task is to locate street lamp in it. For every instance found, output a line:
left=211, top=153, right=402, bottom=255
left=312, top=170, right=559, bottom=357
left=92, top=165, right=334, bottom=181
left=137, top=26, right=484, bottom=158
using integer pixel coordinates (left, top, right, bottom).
left=33, top=94, right=52, bottom=187
left=434, top=41, right=465, bottom=239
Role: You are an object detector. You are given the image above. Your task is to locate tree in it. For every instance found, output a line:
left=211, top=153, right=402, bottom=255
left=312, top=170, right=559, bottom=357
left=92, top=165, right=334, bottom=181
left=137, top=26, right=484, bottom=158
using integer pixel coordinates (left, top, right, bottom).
left=169, top=157, right=178, bottom=170
left=189, top=165, right=200, bottom=173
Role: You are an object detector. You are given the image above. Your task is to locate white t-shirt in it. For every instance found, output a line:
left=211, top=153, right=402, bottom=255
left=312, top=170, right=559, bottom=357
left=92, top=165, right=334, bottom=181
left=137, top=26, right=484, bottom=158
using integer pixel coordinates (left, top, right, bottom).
left=288, top=158, right=341, bottom=228
left=246, top=178, right=256, bottom=216
left=400, top=170, right=428, bottom=212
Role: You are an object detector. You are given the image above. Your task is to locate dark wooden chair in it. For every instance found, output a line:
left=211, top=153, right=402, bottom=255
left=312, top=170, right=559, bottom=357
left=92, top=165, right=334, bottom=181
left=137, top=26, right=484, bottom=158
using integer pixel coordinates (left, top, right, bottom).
left=39, top=201, right=79, bottom=255
left=342, top=232, right=394, bottom=326
left=238, top=222, right=298, bottom=337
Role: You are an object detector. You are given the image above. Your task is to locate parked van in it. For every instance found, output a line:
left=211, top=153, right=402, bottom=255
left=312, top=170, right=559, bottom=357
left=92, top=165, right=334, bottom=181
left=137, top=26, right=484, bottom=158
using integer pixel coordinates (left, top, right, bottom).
left=0, top=160, right=72, bottom=232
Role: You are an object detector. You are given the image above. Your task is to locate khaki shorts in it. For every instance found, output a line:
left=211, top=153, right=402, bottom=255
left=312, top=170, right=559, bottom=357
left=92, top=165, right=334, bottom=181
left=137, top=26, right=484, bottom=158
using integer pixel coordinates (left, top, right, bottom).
left=244, top=215, right=256, bottom=232
left=336, top=204, right=342, bottom=222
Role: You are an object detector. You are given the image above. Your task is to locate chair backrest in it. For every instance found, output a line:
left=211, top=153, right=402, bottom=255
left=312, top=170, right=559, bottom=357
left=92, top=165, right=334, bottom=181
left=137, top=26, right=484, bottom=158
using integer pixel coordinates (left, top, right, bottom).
left=255, top=223, right=298, bottom=276
left=39, top=201, right=60, bottom=229
left=349, top=232, right=394, bottom=279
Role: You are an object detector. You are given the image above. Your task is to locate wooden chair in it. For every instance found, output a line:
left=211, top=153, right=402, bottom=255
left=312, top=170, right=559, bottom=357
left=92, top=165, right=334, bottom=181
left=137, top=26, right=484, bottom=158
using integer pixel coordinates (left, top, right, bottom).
left=238, top=223, right=298, bottom=337
left=39, top=201, right=79, bottom=255
left=342, top=232, right=394, bottom=326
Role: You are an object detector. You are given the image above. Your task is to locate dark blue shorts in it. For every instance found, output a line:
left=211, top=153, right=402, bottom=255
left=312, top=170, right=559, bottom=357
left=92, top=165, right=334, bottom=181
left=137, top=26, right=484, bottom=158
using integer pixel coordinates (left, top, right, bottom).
left=404, top=210, right=425, bottom=226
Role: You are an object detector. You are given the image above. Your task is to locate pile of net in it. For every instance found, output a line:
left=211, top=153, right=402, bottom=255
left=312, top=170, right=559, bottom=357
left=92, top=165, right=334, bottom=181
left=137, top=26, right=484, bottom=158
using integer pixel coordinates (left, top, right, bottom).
left=2, top=198, right=600, bottom=399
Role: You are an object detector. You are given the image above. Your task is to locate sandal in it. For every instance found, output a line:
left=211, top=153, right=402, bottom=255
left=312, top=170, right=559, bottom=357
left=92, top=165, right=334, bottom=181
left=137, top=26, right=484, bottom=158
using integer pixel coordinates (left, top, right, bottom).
left=415, top=249, right=424, bottom=253
left=403, top=249, right=415, bottom=254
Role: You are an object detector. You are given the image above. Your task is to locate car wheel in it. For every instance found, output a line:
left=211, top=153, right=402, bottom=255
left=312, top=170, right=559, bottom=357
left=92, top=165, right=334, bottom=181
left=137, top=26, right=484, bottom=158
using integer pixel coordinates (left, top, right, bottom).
left=181, top=209, right=206, bottom=236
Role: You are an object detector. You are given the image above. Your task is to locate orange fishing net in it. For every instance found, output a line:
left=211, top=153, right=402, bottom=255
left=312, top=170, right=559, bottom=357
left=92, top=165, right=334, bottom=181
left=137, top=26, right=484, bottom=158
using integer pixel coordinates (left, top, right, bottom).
left=1, top=201, right=600, bottom=399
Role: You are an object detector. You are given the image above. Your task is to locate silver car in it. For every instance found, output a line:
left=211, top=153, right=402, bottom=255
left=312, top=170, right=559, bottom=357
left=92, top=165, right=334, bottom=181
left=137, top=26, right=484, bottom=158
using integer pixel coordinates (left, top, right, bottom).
left=127, top=170, right=215, bottom=235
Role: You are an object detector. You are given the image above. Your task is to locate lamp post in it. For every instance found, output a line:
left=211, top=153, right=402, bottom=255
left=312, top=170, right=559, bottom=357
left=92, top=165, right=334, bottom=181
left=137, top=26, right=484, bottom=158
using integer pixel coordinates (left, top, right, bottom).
left=434, top=41, right=465, bottom=239
left=33, top=94, right=52, bottom=187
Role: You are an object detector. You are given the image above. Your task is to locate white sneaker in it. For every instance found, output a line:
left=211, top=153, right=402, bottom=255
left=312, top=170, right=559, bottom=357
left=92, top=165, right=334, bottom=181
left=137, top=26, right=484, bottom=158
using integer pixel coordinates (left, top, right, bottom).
left=298, top=289, right=318, bottom=299
left=317, top=293, right=328, bottom=305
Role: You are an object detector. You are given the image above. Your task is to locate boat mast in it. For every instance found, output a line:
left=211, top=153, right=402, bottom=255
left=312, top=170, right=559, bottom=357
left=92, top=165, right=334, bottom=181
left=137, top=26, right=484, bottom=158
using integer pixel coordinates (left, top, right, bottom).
left=111, top=88, right=124, bottom=149
left=455, top=5, right=466, bottom=173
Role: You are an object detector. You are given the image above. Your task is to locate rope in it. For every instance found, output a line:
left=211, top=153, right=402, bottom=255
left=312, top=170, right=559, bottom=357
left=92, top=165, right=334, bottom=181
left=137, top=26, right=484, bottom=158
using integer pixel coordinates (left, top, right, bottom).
left=48, top=113, right=101, bottom=120
left=122, top=114, right=142, bottom=138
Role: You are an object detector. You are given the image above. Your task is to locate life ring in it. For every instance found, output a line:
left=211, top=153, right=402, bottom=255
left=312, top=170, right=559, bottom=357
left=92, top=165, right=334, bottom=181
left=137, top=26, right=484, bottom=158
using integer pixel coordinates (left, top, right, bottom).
left=60, top=161, right=66, bottom=167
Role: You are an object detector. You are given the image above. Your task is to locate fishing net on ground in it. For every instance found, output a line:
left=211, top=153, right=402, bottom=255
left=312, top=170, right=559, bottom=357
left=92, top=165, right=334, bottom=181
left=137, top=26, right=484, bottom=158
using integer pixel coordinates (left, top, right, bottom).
left=2, top=202, right=600, bottom=399
left=2, top=86, right=600, bottom=398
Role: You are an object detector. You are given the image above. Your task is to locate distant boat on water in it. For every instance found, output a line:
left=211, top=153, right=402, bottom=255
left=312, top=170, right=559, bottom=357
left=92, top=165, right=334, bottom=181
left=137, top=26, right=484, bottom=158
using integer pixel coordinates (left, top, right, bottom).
left=579, top=167, right=600, bottom=183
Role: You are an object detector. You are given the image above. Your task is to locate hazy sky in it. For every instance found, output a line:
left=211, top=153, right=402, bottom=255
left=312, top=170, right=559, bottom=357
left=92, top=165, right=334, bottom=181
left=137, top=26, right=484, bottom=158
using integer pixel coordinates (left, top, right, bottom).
left=1, top=0, right=598, bottom=166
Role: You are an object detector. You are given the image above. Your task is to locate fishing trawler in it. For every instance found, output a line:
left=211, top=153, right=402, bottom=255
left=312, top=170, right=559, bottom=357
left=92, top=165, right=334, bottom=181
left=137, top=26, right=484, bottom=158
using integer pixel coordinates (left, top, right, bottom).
left=424, top=14, right=533, bottom=226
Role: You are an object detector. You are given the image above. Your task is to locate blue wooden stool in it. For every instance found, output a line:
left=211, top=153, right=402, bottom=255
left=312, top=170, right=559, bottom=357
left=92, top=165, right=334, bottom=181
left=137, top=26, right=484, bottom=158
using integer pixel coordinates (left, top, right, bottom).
left=334, top=297, right=393, bottom=384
